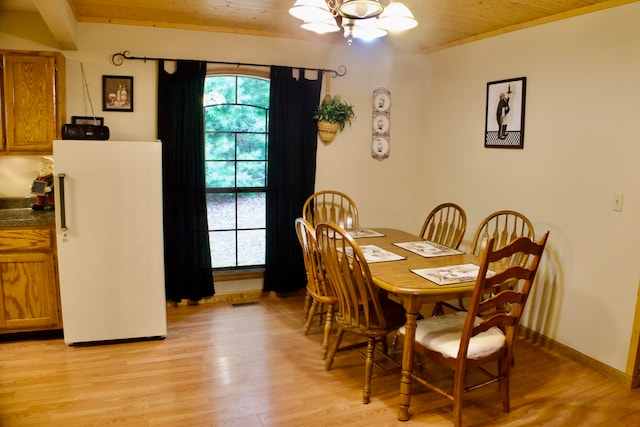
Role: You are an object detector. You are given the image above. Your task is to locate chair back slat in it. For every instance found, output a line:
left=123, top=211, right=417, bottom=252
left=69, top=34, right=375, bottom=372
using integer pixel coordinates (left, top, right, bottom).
left=303, top=190, right=359, bottom=229
left=471, top=210, right=534, bottom=268
left=419, top=203, right=467, bottom=249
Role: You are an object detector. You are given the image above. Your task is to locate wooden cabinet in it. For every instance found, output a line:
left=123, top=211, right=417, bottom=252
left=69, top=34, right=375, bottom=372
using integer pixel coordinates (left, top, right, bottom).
left=0, top=227, right=62, bottom=332
left=0, top=50, right=66, bottom=155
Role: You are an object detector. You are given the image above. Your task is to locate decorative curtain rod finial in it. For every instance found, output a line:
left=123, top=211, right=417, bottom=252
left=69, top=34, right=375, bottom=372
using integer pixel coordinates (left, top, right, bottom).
left=111, top=50, right=132, bottom=66
left=331, top=65, right=347, bottom=78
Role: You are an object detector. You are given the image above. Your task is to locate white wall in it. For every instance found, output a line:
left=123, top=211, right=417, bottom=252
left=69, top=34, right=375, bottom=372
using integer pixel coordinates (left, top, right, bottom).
left=419, top=2, right=640, bottom=372
left=2, top=4, right=639, bottom=373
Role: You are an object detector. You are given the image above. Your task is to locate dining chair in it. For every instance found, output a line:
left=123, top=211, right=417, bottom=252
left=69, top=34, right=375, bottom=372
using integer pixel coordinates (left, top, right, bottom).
left=420, top=203, right=467, bottom=316
left=401, top=231, right=549, bottom=426
left=431, top=210, right=534, bottom=316
left=294, top=217, right=338, bottom=360
left=471, top=210, right=535, bottom=267
left=419, top=202, right=467, bottom=250
left=315, top=222, right=406, bottom=404
left=302, top=190, right=359, bottom=229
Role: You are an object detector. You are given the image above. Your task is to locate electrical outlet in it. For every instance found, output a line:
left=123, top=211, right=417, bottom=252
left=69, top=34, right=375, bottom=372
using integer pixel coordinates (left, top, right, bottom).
left=613, top=193, right=624, bottom=212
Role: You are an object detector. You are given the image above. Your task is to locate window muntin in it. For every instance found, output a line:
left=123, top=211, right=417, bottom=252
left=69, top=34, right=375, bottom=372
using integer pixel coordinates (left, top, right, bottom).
left=204, top=75, right=269, bottom=269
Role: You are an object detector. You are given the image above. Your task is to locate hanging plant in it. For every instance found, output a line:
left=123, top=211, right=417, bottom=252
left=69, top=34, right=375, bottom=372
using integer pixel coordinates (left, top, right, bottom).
left=313, top=95, right=355, bottom=131
left=314, top=95, right=355, bottom=144
left=313, top=74, right=355, bottom=144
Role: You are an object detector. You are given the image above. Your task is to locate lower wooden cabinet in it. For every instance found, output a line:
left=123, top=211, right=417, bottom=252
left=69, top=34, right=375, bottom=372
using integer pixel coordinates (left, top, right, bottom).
left=0, top=227, right=62, bottom=332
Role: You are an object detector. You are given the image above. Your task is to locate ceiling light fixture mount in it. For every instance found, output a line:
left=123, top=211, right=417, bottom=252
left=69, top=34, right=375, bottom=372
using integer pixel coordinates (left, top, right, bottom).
left=289, top=0, right=417, bottom=45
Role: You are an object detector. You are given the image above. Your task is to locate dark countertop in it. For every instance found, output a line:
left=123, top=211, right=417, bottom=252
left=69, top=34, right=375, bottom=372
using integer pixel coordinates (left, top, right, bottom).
left=0, top=197, right=55, bottom=228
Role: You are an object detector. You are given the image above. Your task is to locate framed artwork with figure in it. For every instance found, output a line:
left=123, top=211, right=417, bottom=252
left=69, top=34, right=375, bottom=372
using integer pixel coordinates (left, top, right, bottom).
left=484, top=77, right=526, bottom=148
left=103, top=75, right=133, bottom=112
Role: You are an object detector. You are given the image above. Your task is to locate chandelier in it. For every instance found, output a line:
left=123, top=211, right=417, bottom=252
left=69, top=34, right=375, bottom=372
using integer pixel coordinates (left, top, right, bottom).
left=289, top=0, right=418, bottom=44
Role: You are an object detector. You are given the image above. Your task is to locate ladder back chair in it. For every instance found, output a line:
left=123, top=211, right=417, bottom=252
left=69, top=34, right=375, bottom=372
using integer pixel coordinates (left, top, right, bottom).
left=419, top=202, right=467, bottom=250
left=302, top=190, right=359, bottom=229
left=315, top=222, right=406, bottom=404
left=421, top=203, right=468, bottom=316
left=402, top=231, right=549, bottom=426
left=443, top=210, right=536, bottom=314
left=294, top=217, right=337, bottom=360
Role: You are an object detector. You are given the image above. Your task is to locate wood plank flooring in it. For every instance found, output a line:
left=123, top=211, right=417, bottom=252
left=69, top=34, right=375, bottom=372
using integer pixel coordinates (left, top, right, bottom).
left=1, top=290, right=640, bottom=426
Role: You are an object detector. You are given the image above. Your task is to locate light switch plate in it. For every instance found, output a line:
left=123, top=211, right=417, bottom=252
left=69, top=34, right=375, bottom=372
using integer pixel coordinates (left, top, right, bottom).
left=613, top=193, right=624, bottom=212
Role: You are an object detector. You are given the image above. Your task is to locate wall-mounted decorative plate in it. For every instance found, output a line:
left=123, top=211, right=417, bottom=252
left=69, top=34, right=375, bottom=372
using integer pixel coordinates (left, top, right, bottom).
left=374, top=92, right=391, bottom=112
left=372, top=136, right=389, bottom=159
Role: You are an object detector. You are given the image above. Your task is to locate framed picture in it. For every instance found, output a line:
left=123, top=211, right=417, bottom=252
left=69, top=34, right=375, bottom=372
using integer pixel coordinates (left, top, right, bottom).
left=102, top=75, right=133, bottom=112
left=484, top=77, right=526, bottom=148
left=71, top=116, right=104, bottom=126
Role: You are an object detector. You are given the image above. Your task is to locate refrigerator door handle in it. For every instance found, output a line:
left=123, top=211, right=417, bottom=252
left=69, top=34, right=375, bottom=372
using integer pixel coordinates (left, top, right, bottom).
left=57, top=173, right=68, bottom=231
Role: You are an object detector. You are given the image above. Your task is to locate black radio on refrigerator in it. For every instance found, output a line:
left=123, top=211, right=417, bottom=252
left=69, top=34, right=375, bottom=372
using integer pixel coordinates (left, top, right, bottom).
left=62, top=124, right=110, bottom=140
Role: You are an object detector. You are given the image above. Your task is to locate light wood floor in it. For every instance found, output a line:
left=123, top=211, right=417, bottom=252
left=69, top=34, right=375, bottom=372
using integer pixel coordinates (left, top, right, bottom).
left=2, top=290, right=640, bottom=426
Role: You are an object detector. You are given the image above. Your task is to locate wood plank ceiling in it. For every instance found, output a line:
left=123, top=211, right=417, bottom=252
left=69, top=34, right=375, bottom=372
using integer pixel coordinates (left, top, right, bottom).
left=7, top=0, right=639, bottom=53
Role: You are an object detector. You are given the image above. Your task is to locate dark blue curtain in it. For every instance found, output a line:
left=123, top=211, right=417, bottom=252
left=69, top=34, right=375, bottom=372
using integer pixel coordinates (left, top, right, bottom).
left=264, top=67, right=323, bottom=293
left=157, top=60, right=215, bottom=302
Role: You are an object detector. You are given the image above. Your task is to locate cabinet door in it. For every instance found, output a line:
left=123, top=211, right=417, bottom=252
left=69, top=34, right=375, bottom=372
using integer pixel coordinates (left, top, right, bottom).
left=2, top=54, right=57, bottom=153
left=0, top=252, right=61, bottom=330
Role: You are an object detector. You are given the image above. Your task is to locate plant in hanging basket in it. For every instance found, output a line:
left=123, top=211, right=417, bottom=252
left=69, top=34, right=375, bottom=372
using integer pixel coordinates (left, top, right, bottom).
left=313, top=95, right=355, bottom=131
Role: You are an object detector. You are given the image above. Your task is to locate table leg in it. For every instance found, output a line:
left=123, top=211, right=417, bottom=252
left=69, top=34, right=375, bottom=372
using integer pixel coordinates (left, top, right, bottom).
left=397, top=295, right=421, bottom=421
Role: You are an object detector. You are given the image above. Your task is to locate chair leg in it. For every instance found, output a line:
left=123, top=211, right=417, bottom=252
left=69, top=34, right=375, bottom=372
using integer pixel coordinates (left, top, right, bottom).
left=304, top=300, right=319, bottom=335
left=302, top=292, right=311, bottom=323
left=499, top=360, right=511, bottom=412
left=391, top=332, right=400, bottom=351
left=431, top=302, right=445, bottom=316
left=452, top=370, right=465, bottom=427
left=325, top=327, right=344, bottom=371
left=363, top=337, right=375, bottom=404
left=381, top=336, right=389, bottom=355
left=321, top=304, right=334, bottom=360
left=317, top=302, right=325, bottom=326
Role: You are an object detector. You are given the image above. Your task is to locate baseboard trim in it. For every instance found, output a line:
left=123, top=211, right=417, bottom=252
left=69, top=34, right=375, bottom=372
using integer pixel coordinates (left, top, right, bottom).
left=207, top=290, right=265, bottom=304
left=519, top=326, right=635, bottom=389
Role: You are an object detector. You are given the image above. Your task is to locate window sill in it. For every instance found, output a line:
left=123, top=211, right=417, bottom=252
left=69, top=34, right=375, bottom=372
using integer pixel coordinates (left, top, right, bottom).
left=213, top=268, right=264, bottom=282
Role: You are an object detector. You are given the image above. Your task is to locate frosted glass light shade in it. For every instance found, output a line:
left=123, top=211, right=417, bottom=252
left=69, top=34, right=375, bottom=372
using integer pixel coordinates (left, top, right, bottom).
left=338, top=0, right=383, bottom=19
left=352, top=18, right=387, bottom=40
left=301, top=19, right=341, bottom=34
left=376, top=2, right=418, bottom=31
left=289, top=0, right=333, bottom=22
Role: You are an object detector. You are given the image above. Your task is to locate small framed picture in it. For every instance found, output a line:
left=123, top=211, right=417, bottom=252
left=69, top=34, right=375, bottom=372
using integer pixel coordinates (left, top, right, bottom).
left=71, top=116, right=104, bottom=126
left=484, top=77, right=526, bottom=149
left=102, top=75, right=134, bottom=112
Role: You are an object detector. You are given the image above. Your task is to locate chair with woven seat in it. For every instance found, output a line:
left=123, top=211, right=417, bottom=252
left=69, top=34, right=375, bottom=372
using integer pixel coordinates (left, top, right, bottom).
left=315, top=222, right=406, bottom=404
left=294, top=217, right=337, bottom=360
left=403, top=231, right=549, bottom=426
left=302, top=190, right=359, bottom=229
left=421, top=203, right=467, bottom=316
left=419, top=202, right=467, bottom=250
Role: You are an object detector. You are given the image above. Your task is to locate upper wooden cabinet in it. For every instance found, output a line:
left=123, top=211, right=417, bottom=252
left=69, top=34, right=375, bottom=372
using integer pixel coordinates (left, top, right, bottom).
left=0, top=50, right=66, bottom=155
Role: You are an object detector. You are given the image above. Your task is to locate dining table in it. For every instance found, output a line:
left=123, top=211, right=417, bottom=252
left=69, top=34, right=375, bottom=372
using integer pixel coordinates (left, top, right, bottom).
left=350, top=227, right=486, bottom=421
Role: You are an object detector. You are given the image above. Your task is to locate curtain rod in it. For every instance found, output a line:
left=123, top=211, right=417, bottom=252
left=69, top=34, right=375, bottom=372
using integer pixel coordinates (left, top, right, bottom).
left=111, top=50, right=347, bottom=78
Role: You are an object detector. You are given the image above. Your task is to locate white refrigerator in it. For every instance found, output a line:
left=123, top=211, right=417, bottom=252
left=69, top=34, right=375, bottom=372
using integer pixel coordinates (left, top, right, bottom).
left=53, top=140, right=167, bottom=345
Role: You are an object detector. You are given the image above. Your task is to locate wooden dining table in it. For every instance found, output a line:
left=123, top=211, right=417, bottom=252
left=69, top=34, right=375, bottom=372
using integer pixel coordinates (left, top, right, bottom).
left=351, top=228, right=483, bottom=422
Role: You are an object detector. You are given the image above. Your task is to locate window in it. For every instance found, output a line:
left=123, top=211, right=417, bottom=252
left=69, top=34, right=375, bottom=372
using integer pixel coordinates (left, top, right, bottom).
left=204, top=74, right=270, bottom=269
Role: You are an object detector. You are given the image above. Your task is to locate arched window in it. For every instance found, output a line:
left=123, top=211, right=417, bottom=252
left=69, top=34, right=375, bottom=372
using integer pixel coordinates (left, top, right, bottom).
left=204, top=74, right=270, bottom=269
